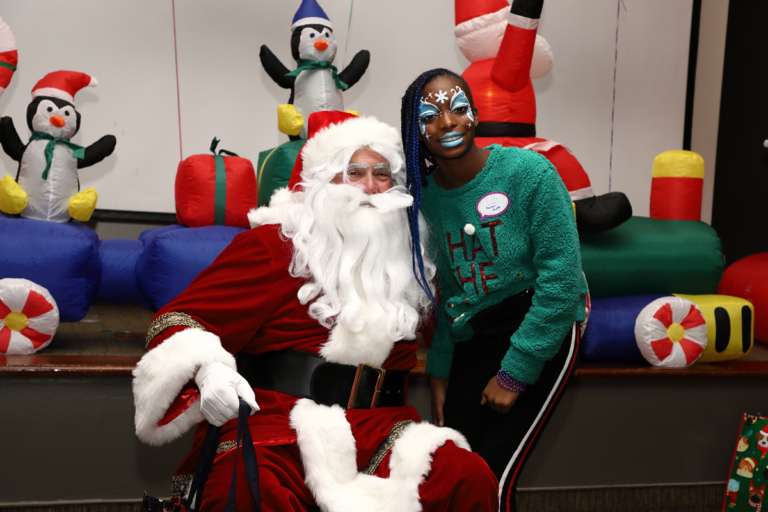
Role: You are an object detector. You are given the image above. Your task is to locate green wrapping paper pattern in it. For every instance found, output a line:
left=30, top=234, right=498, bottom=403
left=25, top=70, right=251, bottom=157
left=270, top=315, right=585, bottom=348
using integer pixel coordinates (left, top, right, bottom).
left=724, top=414, right=768, bottom=509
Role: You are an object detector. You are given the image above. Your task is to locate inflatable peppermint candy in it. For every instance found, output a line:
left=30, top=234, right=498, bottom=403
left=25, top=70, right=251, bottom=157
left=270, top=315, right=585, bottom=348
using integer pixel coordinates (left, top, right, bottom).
left=0, top=278, right=59, bottom=355
left=634, top=296, right=707, bottom=368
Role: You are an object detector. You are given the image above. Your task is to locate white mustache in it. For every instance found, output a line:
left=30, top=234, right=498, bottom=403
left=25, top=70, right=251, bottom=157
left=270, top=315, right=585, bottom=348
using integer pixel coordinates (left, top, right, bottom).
left=332, top=184, right=413, bottom=213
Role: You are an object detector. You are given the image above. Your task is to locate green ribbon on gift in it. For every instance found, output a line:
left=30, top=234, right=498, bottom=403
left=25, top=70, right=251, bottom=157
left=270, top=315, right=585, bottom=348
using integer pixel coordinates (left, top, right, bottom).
left=29, top=131, right=85, bottom=180
left=210, top=138, right=239, bottom=226
left=286, top=60, right=349, bottom=90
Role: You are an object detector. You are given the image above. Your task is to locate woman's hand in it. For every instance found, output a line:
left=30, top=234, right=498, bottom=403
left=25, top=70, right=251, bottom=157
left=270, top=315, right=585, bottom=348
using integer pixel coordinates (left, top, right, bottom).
left=481, top=376, right=520, bottom=414
left=430, top=376, right=449, bottom=427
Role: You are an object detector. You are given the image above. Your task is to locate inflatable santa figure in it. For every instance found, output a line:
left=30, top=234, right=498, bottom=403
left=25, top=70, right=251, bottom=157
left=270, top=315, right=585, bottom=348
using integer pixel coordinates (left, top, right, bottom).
left=455, top=0, right=632, bottom=233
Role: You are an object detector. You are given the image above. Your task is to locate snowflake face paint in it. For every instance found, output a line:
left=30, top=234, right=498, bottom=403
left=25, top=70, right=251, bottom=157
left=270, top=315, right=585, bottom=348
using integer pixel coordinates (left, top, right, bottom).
left=419, top=75, right=478, bottom=156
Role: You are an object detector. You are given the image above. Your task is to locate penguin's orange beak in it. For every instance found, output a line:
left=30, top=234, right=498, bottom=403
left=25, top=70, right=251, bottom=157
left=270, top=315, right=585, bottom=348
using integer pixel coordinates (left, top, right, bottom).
left=49, top=115, right=66, bottom=128
left=314, top=40, right=329, bottom=51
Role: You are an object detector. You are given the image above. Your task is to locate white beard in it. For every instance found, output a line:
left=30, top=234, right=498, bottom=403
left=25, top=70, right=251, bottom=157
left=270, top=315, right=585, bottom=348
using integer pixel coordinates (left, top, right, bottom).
left=250, top=181, right=435, bottom=366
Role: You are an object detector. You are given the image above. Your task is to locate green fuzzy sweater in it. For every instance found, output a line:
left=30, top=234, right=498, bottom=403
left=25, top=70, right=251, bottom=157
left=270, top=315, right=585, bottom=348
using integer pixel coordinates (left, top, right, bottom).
left=422, top=145, right=587, bottom=384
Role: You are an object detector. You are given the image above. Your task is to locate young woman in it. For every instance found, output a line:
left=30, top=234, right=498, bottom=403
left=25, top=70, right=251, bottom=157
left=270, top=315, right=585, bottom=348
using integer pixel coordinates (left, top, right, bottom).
left=401, top=68, right=587, bottom=511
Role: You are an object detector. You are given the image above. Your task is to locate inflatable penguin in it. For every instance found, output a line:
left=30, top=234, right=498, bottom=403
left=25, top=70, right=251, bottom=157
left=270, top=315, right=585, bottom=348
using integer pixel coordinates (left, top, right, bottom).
left=0, top=70, right=116, bottom=223
left=455, top=0, right=632, bottom=234
left=259, top=0, right=369, bottom=140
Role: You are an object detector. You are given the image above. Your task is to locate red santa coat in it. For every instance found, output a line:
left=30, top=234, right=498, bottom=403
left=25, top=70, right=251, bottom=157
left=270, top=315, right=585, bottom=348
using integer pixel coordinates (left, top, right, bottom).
left=133, top=224, right=498, bottom=512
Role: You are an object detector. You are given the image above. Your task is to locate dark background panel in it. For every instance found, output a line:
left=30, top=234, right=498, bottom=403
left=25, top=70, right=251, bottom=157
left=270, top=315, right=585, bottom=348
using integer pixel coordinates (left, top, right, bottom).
left=712, top=0, right=768, bottom=266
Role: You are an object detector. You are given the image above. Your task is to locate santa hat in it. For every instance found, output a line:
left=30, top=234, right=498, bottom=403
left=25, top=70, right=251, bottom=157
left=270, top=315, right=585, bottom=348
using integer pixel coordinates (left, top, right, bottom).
left=291, top=0, right=333, bottom=31
left=287, top=111, right=402, bottom=190
left=31, top=70, right=98, bottom=105
left=0, top=17, right=18, bottom=95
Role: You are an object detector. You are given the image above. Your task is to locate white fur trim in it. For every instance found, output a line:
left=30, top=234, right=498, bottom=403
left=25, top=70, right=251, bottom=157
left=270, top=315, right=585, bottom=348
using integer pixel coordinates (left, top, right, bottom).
left=132, top=328, right=235, bottom=446
left=508, top=12, right=539, bottom=30
left=290, top=399, right=470, bottom=512
left=567, top=186, right=594, bottom=201
left=291, top=17, right=333, bottom=31
left=455, top=7, right=507, bottom=62
left=248, top=187, right=301, bottom=228
left=301, top=116, right=401, bottom=171
left=389, top=421, right=470, bottom=481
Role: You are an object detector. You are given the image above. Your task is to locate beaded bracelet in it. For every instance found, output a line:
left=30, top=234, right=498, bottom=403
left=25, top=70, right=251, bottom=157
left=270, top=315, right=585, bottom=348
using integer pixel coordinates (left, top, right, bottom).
left=496, top=370, right=527, bottom=393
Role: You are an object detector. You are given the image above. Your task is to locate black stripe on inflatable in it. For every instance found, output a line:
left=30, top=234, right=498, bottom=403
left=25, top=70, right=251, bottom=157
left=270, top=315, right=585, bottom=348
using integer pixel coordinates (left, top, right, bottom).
left=476, top=122, right=537, bottom=138
left=714, top=307, right=731, bottom=353
left=90, top=209, right=178, bottom=224
left=742, top=306, right=753, bottom=353
left=510, top=0, right=544, bottom=20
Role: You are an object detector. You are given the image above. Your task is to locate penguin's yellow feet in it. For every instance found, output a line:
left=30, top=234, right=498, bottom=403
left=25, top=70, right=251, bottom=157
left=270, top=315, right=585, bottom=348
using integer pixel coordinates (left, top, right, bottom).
left=277, top=104, right=304, bottom=137
left=0, top=174, right=27, bottom=214
left=68, top=187, right=98, bottom=222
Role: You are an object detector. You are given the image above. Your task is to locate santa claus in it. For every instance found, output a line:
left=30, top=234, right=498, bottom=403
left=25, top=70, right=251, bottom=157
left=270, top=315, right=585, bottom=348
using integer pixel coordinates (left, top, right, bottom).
left=132, top=111, right=498, bottom=511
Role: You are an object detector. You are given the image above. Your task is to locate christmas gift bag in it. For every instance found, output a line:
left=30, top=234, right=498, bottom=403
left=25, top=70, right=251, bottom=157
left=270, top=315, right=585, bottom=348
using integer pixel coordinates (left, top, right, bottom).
left=723, top=413, right=768, bottom=510
left=175, top=138, right=257, bottom=229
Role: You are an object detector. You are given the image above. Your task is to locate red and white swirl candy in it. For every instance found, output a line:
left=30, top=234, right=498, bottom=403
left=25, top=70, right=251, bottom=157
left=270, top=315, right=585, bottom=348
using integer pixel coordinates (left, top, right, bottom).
left=0, top=278, right=59, bottom=355
left=634, top=296, right=707, bottom=368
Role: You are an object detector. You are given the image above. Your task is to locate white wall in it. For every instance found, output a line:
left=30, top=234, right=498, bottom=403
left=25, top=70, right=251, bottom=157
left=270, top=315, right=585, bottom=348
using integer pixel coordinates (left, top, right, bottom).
left=0, top=0, right=694, bottom=217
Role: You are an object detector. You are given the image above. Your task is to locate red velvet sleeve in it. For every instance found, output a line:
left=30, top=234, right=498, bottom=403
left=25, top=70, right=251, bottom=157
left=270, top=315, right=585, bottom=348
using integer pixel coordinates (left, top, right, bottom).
left=147, top=225, right=295, bottom=354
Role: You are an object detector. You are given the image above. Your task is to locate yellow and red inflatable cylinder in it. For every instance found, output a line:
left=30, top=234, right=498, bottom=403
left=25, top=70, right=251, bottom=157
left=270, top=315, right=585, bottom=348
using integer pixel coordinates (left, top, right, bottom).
left=175, top=139, right=258, bottom=229
left=650, top=150, right=704, bottom=221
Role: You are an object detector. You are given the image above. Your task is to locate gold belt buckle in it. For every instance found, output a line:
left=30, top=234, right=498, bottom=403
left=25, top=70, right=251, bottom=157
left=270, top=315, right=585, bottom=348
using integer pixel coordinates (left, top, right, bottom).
left=348, top=363, right=387, bottom=409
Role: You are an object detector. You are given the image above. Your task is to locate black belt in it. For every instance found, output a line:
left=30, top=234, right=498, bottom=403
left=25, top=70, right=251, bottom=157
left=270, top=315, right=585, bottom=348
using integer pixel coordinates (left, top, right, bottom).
left=469, top=288, right=534, bottom=337
left=236, top=351, right=408, bottom=409
left=475, top=121, right=537, bottom=138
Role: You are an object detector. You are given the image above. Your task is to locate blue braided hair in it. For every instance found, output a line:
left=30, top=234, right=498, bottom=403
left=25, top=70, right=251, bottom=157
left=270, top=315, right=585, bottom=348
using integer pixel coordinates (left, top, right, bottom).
left=400, top=68, right=474, bottom=306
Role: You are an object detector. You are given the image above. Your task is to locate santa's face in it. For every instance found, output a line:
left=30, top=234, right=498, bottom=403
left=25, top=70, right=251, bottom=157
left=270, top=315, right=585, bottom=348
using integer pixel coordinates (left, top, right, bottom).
left=419, top=75, right=478, bottom=161
left=331, top=147, right=393, bottom=195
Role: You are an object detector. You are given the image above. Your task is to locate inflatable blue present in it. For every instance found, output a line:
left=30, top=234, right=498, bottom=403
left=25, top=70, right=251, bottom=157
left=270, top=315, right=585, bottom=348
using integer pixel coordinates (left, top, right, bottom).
left=0, top=214, right=100, bottom=321
left=136, top=224, right=245, bottom=311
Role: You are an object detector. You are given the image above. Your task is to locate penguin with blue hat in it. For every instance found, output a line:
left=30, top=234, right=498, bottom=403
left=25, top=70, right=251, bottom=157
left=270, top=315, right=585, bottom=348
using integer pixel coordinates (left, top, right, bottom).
left=259, top=0, right=369, bottom=140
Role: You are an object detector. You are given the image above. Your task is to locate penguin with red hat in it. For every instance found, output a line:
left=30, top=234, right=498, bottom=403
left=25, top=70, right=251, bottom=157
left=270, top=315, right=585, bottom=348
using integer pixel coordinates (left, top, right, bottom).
left=259, top=0, right=369, bottom=140
left=0, top=70, right=116, bottom=223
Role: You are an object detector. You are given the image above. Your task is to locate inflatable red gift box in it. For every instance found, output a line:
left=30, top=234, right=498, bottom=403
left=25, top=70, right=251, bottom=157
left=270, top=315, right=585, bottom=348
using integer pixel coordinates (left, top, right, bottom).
left=175, top=138, right=257, bottom=229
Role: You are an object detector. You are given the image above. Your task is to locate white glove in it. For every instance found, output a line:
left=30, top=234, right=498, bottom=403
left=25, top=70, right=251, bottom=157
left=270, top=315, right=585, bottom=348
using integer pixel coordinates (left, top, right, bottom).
left=195, top=361, right=259, bottom=426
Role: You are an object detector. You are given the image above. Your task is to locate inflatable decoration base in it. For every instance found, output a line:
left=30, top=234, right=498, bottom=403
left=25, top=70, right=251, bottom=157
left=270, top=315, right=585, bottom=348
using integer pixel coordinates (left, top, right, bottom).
left=581, top=293, right=754, bottom=364
left=0, top=214, right=100, bottom=321
left=580, top=294, right=665, bottom=364
left=0, top=278, right=59, bottom=355
left=97, top=238, right=143, bottom=303
left=579, top=216, right=724, bottom=299
left=136, top=224, right=245, bottom=311
left=718, top=252, right=768, bottom=343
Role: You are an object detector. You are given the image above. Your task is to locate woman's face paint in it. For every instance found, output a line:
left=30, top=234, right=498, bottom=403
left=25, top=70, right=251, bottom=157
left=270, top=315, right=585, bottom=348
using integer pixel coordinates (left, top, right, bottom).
left=450, top=87, right=474, bottom=125
left=419, top=75, right=478, bottom=158
left=419, top=98, right=440, bottom=136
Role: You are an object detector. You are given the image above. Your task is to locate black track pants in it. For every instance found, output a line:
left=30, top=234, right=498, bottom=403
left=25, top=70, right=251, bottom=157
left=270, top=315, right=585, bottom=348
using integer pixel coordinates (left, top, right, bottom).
left=443, top=322, right=580, bottom=512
